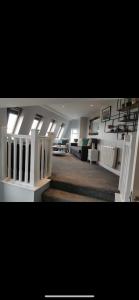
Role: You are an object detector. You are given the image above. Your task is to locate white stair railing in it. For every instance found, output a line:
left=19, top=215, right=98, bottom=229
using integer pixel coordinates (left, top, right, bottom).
left=0, top=127, right=54, bottom=187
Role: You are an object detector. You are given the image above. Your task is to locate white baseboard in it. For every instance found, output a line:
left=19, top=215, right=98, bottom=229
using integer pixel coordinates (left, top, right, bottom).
left=98, top=161, right=120, bottom=176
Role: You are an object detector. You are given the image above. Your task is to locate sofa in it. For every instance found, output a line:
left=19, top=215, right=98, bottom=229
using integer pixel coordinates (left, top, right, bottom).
left=53, top=138, right=70, bottom=152
left=70, top=145, right=89, bottom=161
left=54, top=138, right=69, bottom=145
left=70, top=138, right=98, bottom=161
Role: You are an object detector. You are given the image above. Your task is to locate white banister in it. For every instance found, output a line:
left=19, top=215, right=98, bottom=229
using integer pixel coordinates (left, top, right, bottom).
left=0, top=129, right=53, bottom=188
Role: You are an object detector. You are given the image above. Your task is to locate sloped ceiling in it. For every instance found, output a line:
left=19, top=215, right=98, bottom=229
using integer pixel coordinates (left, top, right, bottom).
left=0, top=98, right=118, bottom=119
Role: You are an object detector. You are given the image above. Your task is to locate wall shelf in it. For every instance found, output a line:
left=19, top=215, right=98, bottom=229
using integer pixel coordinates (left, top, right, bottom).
left=104, top=98, right=139, bottom=140
left=118, top=102, right=139, bottom=112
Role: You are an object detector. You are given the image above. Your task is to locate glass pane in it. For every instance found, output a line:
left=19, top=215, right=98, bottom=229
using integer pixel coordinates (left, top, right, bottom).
left=72, top=129, right=78, bottom=133
left=7, top=113, right=18, bottom=134
left=70, top=129, right=79, bottom=142
left=56, top=126, right=61, bottom=138
left=59, top=127, right=64, bottom=139
left=51, top=123, right=56, bottom=132
left=14, top=115, right=24, bottom=135
left=46, top=122, right=53, bottom=134
left=37, top=120, right=43, bottom=131
left=31, top=119, right=39, bottom=130
left=29, top=119, right=39, bottom=135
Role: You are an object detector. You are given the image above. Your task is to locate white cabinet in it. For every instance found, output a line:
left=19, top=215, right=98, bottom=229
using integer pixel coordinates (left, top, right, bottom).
left=88, top=149, right=98, bottom=164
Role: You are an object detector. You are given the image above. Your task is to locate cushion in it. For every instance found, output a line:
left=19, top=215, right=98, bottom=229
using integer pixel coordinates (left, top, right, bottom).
left=82, top=138, right=89, bottom=146
left=87, top=138, right=92, bottom=147
left=62, top=139, right=69, bottom=145
left=58, top=139, right=62, bottom=145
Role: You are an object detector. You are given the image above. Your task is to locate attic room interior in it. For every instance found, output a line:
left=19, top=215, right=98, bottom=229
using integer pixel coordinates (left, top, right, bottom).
left=0, top=98, right=139, bottom=202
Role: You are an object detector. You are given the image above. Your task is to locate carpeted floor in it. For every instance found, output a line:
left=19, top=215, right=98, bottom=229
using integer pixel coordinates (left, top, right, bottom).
left=52, top=154, right=119, bottom=193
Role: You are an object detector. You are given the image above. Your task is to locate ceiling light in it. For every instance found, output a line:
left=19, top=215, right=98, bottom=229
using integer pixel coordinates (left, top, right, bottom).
left=90, top=104, right=94, bottom=107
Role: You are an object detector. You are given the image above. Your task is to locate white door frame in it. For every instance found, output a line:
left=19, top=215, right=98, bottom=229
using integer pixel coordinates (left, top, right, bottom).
left=130, top=116, right=139, bottom=201
left=115, top=132, right=137, bottom=202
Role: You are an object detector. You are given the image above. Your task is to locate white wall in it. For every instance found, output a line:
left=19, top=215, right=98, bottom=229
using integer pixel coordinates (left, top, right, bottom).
left=88, top=100, right=124, bottom=172
left=79, top=117, right=88, bottom=139
left=64, top=119, right=80, bottom=140
left=0, top=108, right=7, bottom=127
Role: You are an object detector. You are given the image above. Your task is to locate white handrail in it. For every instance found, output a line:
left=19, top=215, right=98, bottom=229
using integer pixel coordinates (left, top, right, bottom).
left=7, top=134, right=32, bottom=142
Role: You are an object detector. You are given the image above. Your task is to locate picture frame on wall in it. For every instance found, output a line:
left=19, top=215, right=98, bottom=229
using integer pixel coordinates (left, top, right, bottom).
left=89, top=117, right=100, bottom=135
left=101, top=106, right=111, bottom=122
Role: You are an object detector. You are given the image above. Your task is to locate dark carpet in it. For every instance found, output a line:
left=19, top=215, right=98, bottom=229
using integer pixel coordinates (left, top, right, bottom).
left=52, top=154, right=119, bottom=193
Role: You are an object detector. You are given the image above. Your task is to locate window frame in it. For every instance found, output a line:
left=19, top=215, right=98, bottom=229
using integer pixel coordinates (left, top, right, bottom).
left=70, top=128, right=79, bottom=142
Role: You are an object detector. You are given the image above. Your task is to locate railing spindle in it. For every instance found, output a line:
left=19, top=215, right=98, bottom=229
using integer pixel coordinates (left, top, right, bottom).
left=8, top=137, right=11, bottom=179
left=25, top=139, right=29, bottom=183
left=30, top=129, right=39, bottom=186
left=41, top=139, right=44, bottom=179
left=1, top=127, right=7, bottom=179
left=47, top=133, right=53, bottom=177
left=13, top=138, right=17, bottom=180
left=19, top=138, right=23, bottom=182
left=44, top=138, right=48, bottom=177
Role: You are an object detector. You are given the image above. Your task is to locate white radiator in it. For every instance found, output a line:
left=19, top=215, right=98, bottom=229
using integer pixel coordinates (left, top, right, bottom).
left=100, top=146, right=117, bottom=168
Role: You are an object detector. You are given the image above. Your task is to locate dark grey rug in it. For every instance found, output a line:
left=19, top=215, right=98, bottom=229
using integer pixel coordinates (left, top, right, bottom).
left=52, top=154, right=119, bottom=193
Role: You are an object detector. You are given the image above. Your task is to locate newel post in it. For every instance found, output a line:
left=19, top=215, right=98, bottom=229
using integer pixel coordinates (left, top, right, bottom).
left=0, top=126, right=7, bottom=180
left=47, top=132, right=54, bottom=177
left=30, top=129, right=40, bottom=186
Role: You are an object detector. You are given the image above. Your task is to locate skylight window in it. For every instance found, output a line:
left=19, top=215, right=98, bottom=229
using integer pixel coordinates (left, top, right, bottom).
left=37, top=120, right=43, bottom=132
left=47, top=122, right=53, bottom=133
left=46, top=120, right=56, bottom=136
left=51, top=122, right=56, bottom=132
left=7, top=112, right=18, bottom=134
left=14, top=115, right=24, bottom=135
left=29, top=115, right=43, bottom=135
left=31, top=119, right=39, bottom=130
left=59, top=126, right=64, bottom=139
left=56, top=123, right=65, bottom=139
left=56, top=127, right=61, bottom=138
